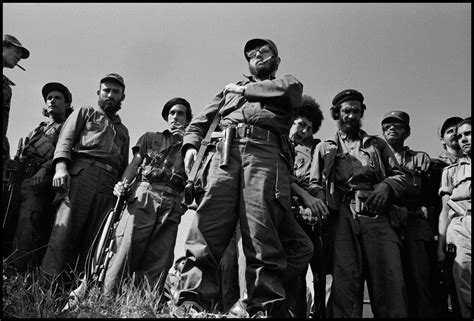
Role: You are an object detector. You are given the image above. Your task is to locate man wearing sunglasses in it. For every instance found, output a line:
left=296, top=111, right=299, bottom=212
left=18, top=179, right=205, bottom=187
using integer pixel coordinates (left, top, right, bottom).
left=176, top=38, right=311, bottom=318
left=381, top=111, right=437, bottom=318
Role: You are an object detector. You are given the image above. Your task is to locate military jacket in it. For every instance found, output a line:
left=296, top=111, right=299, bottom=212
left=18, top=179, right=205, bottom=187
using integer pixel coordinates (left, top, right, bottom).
left=182, top=74, right=303, bottom=153
left=54, top=105, right=130, bottom=174
left=134, top=130, right=186, bottom=193
left=20, top=120, right=65, bottom=176
left=3, top=75, right=14, bottom=156
left=309, top=130, right=413, bottom=211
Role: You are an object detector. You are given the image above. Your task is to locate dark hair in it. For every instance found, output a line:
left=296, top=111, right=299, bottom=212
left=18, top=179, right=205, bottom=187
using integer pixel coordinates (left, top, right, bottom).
left=297, top=95, right=324, bottom=134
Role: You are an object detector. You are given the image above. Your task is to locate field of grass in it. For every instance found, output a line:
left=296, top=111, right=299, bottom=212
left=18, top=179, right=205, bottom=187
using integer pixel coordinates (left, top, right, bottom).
left=2, top=258, right=229, bottom=319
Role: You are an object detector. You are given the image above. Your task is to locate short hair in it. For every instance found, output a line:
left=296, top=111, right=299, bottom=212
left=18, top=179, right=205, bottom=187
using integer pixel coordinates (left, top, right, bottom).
left=457, top=116, right=471, bottom=129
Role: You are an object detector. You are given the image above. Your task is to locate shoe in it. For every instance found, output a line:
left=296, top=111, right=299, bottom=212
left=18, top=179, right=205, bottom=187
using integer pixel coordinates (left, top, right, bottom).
left=252, top=310, right=267, bottom=318
left=177, top=300, right=204, bottom=315
left=228, top=299, right=249, bottom=318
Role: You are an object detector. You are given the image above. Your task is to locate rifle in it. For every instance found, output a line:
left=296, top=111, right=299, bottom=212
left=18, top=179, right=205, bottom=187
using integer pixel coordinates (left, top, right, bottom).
left=311, top=218, right=326, bottom=319
left=184, top=95, right=227, bottom=205
left=62, top=178, right=128, bottom=311
left=2, top=138, right=23, bottom=230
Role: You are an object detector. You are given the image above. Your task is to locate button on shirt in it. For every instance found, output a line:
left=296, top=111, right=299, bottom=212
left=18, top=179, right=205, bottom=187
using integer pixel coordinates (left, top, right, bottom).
left=53, top=105, right=130, bottom=173
left=439, top=156, right=471, bottom=219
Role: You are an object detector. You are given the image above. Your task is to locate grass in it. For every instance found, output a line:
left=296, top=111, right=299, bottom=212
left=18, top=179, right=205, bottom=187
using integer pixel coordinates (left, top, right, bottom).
left=2, top=257, right=232, bottom=318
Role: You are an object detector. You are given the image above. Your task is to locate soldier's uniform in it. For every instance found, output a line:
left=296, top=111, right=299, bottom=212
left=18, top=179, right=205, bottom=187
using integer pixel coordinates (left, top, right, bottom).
left=177, top=39, right=312, bottom=317
left=41, top=97, right=129, bottom=284
left=2, top=75, right=14, bottom=166
left=309, top=90, right=413, bottom=318
left=439, top=156, right=471, bottom=318
left=103, top=129, right=187, bottom=297
left=10, top=120, right=65, bottom=271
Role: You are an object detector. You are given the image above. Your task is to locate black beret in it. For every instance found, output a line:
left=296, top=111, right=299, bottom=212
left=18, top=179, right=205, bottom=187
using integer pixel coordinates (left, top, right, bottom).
left=381, top=110, right=410, bottom=128
left=332, top=89, right=364, bottom=106
left=162, top=97, right=192, bottom=121
left=42, top=82, right=72, bottom=104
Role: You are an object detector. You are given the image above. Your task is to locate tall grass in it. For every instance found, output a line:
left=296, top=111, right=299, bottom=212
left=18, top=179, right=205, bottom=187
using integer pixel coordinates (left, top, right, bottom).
left=2, top=258, right=232, bottom=318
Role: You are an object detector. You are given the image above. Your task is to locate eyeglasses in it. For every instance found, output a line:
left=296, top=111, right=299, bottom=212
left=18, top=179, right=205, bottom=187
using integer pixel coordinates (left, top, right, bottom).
left=382, top=123, right=405, bottom=131
left=246, top=45, right=272, bottom=60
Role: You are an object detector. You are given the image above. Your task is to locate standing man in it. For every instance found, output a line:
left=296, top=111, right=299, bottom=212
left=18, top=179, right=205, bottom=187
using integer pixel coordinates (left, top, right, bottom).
left=381, top=111, right=436, bottom=317
left=427, top=115, right=464, bottom=316
left=40, top=74, right=129, bottom=288
left=177, top=38, right=312, bottom=317
left=102, top=97, right=193, bottom=299
left=9, top=82, right=73, bottom=272
left=288, top=94, right=328, bottom=317
left=3, top=34, right=29, bottom=183
left=309, top=89, right=413, bottom=318
left=437, top=117, right=471, bottom=318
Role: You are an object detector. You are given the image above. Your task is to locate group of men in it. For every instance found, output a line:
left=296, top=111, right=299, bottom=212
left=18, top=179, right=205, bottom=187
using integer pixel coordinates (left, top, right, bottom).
left=2, top=34, right=471, bottom=318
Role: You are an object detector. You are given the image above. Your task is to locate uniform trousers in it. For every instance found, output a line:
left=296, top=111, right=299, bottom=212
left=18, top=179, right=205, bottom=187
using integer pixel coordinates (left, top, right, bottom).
left=40, top=162, right=118, bottom=286
left=327, top=202, right=408, bottom=318
left=177, top=137, right=312, bottom=316
left=402, top=215, right=437, bottom=318
left=103, top=181, right=185, bottom=296
left=11, top=176, right=54, bottom=271
left=447, top=215, right=471, bottom=318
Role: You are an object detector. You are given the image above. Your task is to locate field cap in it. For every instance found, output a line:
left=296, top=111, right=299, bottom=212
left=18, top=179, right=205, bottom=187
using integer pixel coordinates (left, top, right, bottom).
left=162, top=97, right=192, bottom=122
left=381, top=111, right=410, bottom=128
left=4, top=34, right=30, bottom=59
left=42, top=82, right=72, bottom=104
left=438, top=116, right=463, bottom=138
left=100, top=73, right=125, bottom=89
left=244, top=38, right=278, bottom=61
left=332, top=89, right=364, bottom=106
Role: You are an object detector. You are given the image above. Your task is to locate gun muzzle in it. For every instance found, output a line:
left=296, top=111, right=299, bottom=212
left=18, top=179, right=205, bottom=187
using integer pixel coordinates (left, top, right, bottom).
left=220, top=126, right=235, bottom=168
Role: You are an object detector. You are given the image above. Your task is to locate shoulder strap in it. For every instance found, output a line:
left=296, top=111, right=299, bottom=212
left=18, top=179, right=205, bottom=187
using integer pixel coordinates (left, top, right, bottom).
left=186, top=95, right=226, bottom=185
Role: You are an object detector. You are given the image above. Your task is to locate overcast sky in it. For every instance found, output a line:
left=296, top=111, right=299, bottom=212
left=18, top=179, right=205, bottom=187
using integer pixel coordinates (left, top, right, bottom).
left=3, top=3, right=471, bottom=261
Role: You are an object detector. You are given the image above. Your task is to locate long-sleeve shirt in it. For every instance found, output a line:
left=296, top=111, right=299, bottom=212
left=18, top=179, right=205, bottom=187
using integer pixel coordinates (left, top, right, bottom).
left=182, top=74, right=303, bottom=152
left=309, top=130, right=413, bottom=211
left=53, top=105, right=130, bottom=174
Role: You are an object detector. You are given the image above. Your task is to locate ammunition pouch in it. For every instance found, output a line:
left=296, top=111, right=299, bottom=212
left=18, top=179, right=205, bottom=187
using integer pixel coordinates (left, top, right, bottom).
left=23, top=160, right=43, bottom=178
left=141, top=165, right=185, bottom=193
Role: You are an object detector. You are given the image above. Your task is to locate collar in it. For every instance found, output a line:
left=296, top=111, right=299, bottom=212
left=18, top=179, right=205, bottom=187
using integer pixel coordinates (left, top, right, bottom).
left=458, top=155, right=471, bottom=165
left=95, top=105, right=122, bottom=124
left=3, top=74, right=15, bottom=86
left=243, top=74, right=276, bottom=82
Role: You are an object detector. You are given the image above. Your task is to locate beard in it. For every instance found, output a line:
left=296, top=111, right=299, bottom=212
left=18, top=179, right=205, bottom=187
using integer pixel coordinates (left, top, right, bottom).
left=98, top=97, right=122, bottom=114
left=337, top=118, right=362, bottom=138
left=249, top=58, right=279, bottom=79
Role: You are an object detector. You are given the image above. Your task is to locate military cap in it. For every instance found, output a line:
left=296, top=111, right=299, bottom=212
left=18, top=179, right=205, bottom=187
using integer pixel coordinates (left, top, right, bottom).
left=42, top=82, right=72, bottom=104
left=332, top=89, right=365, bottom=107
left=100, top=73, right=125, bottom=89
left=4, top=34, right=30, bottom=59
left=381, top=111, right=410, bottom=128
left=244, top=38, right=278, bottom=61
left=438, top=116, right=463, bottom=138
left=162, top=97, right=192, bottom=122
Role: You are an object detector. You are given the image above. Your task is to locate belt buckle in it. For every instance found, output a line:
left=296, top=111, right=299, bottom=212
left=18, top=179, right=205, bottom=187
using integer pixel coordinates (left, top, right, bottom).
left=244, top=125, right=251, bottom=138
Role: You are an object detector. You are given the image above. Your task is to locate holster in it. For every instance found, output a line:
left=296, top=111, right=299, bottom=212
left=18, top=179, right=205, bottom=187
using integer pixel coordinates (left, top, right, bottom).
left=219, top=126, right=235, bottom=168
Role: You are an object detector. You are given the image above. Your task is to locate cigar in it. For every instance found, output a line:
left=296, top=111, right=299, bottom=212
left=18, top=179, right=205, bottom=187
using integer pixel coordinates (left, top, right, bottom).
left=16, top=64, right=26, bottom=71
left=261, top=55, right=274, bottom=63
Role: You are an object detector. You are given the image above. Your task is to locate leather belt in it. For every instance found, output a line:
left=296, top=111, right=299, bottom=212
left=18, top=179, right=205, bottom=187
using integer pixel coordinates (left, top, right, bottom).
left=211, top=124, right=280, bottom=145
left=75, top=156, right=118, bottom=176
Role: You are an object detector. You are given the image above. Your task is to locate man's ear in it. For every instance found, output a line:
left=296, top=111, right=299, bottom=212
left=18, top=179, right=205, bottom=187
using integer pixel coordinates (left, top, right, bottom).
left=97, top=89, right=100, bottom=96
left=121, top=93, right=126, bottom=101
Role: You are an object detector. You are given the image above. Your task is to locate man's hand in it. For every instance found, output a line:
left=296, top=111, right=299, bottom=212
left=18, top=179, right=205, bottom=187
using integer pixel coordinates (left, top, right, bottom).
left=365, top=182, right=391, bottom=215
left=6, top=159, right=22, bottom=172
left=31, top=167, right=47, bottom=194
left=184, top=147, right=197, bottom=176
left=301, top=194, right=329, bottom=222
left=113, top=180, right=130, bottom=198
left=52, top=161, right=70, bottom=191
left=170, top=124, right=186, bottom=139
left=223, top=83, right=245, bottom=96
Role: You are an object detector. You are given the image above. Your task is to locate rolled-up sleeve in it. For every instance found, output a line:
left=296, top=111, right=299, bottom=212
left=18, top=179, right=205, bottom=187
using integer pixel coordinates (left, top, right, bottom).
left=244, top=75, right=303, bottom=108
left=53, top=107, right=87, bottom=163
